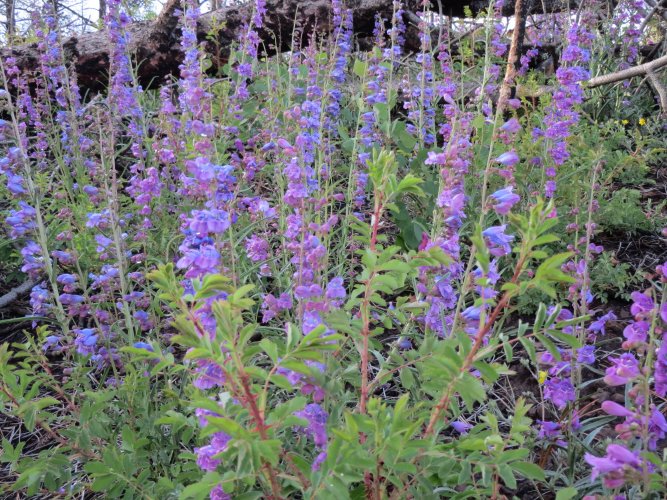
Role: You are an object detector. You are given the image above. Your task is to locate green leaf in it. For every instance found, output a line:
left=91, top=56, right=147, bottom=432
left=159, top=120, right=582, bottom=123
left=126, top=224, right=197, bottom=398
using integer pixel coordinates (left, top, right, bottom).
left=511, top=461, right=545, bottom=481
left=84, top=462, right=109, bottom=474
left=91, top=475, right=116, bottom=492
left=254, top=439, right=282, bottom=466
left=455, top=373, right=487, bottom=410
left=535, top=333, right=560, bottom=361
left=535, top=252, right=575, bottom=284
left=497, top=448, right=529, bottom=463
left=377, top=259, right=411, bottom=273
left=259, top=339, right=279, bottom=363
left=472, top=362, right=500, bottom=384
left=33, top=397, right=59, bottom=411
left=234, top=494, right=263, bottom=500
left=532, top=234, right=559, bottom=246
left=206, top=416, right=247, bottom=438
left=556, top=487, right=578, bottom=500
left=472, top=115, right=485, bottom=129
left=518, top=337, right=537, bottom=363
left=399, top=367, right=415, bottom=389
left=548, top=330, right=582, bottom=349
left=502, top=339, right=513, bottom=362
left=497, top=464, right=517, bottom=489
left=353, top=59, right=368, bottom=78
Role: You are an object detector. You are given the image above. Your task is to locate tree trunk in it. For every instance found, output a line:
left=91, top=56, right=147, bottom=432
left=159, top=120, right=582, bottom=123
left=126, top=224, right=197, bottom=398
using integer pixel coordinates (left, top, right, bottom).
left=99, top=0, right=107, bottom=22
left=1, top=0, right=581, bottom=94
left=5, top=0, right=15, bottom=40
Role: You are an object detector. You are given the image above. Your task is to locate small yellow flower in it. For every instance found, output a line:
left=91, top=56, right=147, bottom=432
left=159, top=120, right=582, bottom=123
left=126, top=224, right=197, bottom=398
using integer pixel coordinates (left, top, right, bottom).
left=639, top=117, right=646, bottom=126
left=621, top=119, right=629, bottom=125
left=538, top=370, right=548, bottom=385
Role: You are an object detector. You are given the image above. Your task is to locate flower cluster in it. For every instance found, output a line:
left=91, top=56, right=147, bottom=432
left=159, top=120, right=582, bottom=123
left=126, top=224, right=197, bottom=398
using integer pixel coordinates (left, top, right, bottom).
left=585, top=284, right=666, bottom=488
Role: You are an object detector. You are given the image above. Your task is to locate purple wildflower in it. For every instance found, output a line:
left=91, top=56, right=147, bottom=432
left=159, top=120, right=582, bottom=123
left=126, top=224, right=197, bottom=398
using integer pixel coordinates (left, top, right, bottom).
left=192, top=359, right=226, bottom=390
left=489, top=186, right=520, bottom=215
left=495, top=151, right=519, bottom=167
left=74, top=328, right=98, bottom=356
left=603, top=353, right=640, bottom=386
left=585, top=444, right=644, bottom=489
left=451, top=421, right=472, bottom=434
left=622, top=320, right=649, bottom=347
left=601, top=400, right=634, bottom=417
left=588, top=311, right=617, bottom=336
left=655, top=342, right=667, bottom=397
left=544, top=377, right=575, bottom=410
left=294, top=403, right=328, bottom=448
left=209, top=484, right=231, bottom=500
left=577, top=345, right=595, bottom=364
left=482, top=225, right=514, bottom=257
left=629, top=291, right=654, bottom=318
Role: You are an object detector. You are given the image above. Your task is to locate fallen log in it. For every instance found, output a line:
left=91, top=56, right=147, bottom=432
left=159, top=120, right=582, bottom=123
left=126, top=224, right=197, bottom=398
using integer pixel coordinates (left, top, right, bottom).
left=1, top=0, right=580, bottom=94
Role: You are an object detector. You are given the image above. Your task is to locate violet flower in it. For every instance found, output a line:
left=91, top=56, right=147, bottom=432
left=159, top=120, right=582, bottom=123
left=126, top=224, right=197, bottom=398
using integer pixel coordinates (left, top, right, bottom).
left=585, top=444, right=644, bottom=489
left=495, top=151, right=519, bottom=167
left=482, top=225, right=514, bottom=257
left=603, top=353, right=640, bottom=386
left=544, top=377, right=575, bottom=410
left=588, top=311, right=616, bottom=336
left=489, top=186, right=520, bottom=215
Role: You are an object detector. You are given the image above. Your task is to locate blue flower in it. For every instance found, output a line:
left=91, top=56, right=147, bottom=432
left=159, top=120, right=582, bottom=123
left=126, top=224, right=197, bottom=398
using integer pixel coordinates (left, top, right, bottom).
left=490, top=186, right=520, bottom=215
left=482, top=225, right=514, bottom=257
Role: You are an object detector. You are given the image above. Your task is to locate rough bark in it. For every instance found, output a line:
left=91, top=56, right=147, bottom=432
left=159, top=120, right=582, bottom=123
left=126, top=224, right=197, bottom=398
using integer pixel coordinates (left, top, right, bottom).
left=497, top=0, right=530, bottom=112
left=1, top=0, right=580, bottom=94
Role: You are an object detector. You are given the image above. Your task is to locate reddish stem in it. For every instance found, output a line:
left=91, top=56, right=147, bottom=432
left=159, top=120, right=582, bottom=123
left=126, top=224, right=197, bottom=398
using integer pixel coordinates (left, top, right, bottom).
left=423, top=257, right=525, bottom=437
left=235, top=362, right=283, bottom=498
left=360, top=197, right=383, bottom=415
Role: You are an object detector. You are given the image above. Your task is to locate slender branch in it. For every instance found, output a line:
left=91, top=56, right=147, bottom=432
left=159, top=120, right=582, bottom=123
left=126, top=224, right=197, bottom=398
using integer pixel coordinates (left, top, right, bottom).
left=587, top=53, right=667, bottom=88
left=639, top=0, right=663, bottom=32
left=644, top=0, right=667, bottom=23
left=58, top=3, right=100, bottom=30
left=360, top=194, right=383, bottom=415
left=422, top=292, right=512, bottom=437
left=515, top=53, right=667, bottom=98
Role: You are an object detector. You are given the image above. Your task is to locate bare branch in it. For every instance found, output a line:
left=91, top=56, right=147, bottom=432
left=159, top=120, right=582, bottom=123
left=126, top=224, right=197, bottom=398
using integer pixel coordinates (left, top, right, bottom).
left=0, top=279, right=37, bottom=309
left=644, top=0, right=667, bottom=24
left=587, top=53, right=667, bottom=88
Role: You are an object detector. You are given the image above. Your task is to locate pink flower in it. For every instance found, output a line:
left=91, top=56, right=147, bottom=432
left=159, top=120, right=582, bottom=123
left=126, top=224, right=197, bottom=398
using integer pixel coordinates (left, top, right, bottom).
left=601, top=400, right=634, bottom=417
left=585, top=444, right=643, bottom=489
